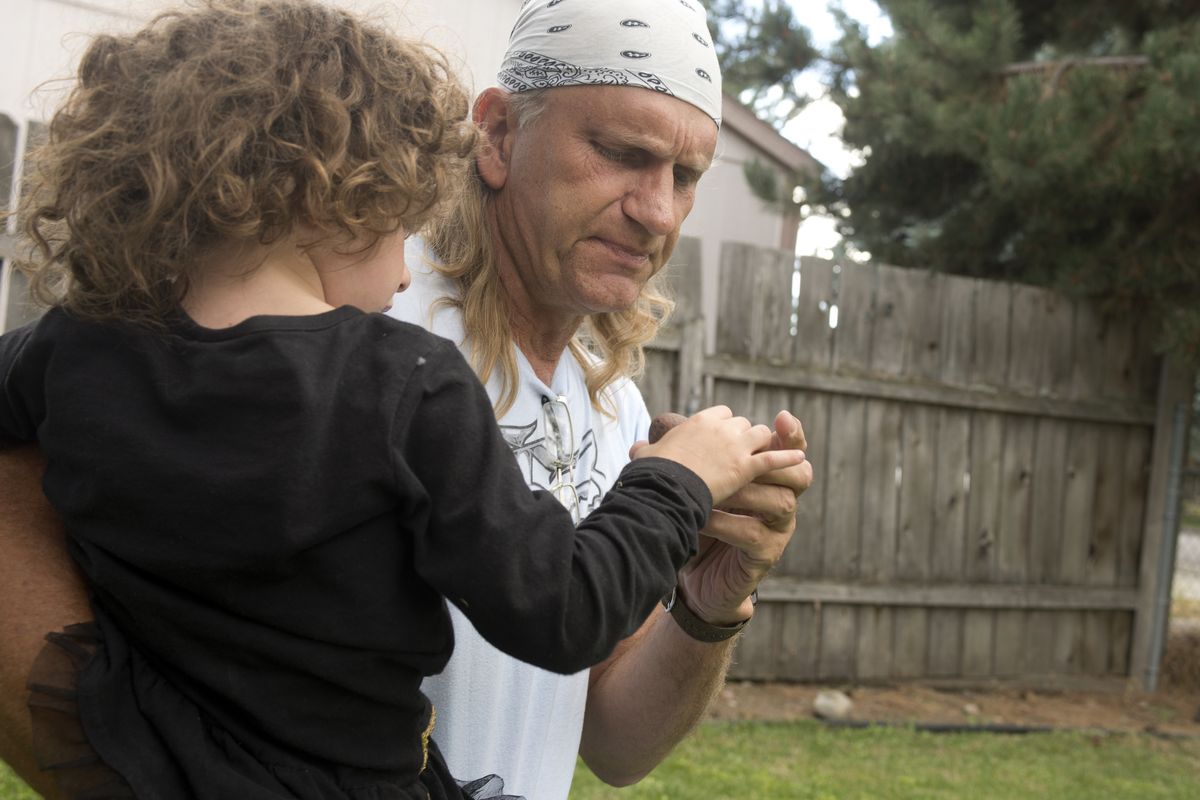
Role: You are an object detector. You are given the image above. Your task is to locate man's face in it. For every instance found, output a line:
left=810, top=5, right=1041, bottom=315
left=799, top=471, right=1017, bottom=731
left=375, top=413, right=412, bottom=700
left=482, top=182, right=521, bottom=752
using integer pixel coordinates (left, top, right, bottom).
left=489, top=85, right=717, bottom=321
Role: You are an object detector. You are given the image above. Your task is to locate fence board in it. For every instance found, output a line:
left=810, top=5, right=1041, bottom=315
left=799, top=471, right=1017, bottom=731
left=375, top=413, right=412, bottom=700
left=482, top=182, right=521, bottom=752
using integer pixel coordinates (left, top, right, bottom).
left=1082, top=610, right=1110, bottom=674
left=993, top=611, right=1025, bottom=676
left=794, top=258, right=835, bottom=368
left=824, top=399, right=865, bottom=578
left=716, top=243, right=759, bottom=359
left=735, top=604, right=781, bottom=681
left=856, top=606, right=894, bottom=681
left=971, top=279, right=1011, bottom=389
left=832, top=261, right=875, bottom=372
left=961, top=610, right=995, bottom=677
left=640, top=350, right=676, bottom=418
left=996, top=419, right=1035, bottom=582
left=1088, top=426, right=1125, bottom=587
left=898, top=408, right=937, bottom=580
left=1060, top=425, right=1100, bottom=584
left=777, top=602, right=819, bottom=680
left=1117, top=428, right=1152, bottom=588
left=818, top=605, right=858, bottom=680
left=1008, top=284, right=1074, bottom=396
left=782, top=390, right=830, bottom=578
left=860, top=401, right=902, bottom=582
left=663, top=237, right=703, bottom=323
left=1028, top=609, right=1062, bottom=674
left=940, top=275, right=976, bottom=386
left=759, top=252, right=796, bottom=365
left=1029, top=420, right=1069, bottom=583
left=932, top=410, right=971, bottom=580
left=998, top=287, right=1056, bottom=671
left=893, top=607, right=930, bottom=678
left=928, top=608, right=963, bottom=678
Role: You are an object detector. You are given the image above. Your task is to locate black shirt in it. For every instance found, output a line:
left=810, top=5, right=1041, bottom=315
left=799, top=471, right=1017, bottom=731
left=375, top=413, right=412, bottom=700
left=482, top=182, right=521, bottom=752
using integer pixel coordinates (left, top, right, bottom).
left=0, top=307, right=709, bottom=798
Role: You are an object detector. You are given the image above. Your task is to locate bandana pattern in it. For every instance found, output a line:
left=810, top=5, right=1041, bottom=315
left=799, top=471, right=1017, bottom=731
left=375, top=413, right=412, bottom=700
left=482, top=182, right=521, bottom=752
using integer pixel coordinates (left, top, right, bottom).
left=498, top=0, right=723, bottom=126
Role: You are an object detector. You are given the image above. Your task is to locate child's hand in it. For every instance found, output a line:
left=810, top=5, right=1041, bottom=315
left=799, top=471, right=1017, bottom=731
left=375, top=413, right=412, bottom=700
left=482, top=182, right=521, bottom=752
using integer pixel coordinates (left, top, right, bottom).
left=631, top=406, right=806, bottom=505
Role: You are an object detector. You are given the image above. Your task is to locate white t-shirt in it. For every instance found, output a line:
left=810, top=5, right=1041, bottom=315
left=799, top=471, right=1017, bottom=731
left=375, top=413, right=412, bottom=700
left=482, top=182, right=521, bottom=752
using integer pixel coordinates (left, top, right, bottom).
left=388, top=242, right=651, bottom=800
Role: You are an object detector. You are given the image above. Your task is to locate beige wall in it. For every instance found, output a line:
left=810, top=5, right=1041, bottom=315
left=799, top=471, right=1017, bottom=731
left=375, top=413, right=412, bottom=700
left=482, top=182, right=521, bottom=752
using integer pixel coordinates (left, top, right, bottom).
left=1, top=0, right=521, bottom=121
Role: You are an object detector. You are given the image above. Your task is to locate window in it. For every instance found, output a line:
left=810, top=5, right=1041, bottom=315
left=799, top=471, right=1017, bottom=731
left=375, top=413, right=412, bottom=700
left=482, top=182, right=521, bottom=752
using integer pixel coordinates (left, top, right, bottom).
left=1, top=116, right=44, bottom=333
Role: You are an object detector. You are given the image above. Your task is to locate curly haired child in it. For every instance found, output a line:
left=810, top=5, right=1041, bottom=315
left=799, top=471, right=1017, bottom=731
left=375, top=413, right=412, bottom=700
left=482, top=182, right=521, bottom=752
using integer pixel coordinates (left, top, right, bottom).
left=0, top=2, right=803, bottom=798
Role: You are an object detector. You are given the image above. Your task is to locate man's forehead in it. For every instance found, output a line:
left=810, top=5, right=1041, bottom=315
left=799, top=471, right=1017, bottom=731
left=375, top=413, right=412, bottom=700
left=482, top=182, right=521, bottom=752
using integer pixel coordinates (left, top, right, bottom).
left=545, top=85, right=717, bottom=165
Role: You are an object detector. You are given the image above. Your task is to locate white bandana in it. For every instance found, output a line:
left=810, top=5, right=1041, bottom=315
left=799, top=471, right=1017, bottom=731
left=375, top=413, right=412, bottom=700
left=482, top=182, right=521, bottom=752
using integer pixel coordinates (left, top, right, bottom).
left=498, top=0, right=724, bottom=127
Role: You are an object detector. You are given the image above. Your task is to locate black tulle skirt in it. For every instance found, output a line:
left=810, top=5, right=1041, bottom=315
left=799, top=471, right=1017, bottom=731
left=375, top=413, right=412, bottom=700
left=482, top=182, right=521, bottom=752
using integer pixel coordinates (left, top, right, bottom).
left=27, top=623, right=524, bottom=800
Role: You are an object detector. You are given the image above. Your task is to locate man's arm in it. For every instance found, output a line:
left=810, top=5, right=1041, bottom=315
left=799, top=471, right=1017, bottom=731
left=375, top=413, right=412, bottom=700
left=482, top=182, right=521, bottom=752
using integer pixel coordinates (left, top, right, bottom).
left=0, top=446, right=88, bottom=800
left=580, top=411, right=811, bottom=785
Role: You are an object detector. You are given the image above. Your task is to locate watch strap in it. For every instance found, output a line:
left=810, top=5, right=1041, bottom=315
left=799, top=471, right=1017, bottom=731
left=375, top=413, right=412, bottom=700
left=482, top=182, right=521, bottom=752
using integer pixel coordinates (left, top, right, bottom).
left=661, top=585, right=752, bottom=643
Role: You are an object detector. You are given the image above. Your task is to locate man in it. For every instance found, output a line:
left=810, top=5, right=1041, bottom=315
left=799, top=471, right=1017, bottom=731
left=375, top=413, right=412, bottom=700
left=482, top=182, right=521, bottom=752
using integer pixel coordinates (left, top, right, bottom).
left=0, top=2, right=811, bottom=798
left=386, top=1, right=811, bottom=797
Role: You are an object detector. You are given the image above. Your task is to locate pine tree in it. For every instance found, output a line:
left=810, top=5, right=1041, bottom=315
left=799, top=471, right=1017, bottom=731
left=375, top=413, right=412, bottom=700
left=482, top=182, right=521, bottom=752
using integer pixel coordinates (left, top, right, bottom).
left=700, top=0, right=820, bottom=123
left=708, top=0, right=1200, bottom=360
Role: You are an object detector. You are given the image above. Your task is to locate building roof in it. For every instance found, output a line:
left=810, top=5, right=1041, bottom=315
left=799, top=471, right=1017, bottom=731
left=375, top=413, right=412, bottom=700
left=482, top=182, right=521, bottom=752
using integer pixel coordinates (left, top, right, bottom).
left=721, top=94, right=821, bottom=178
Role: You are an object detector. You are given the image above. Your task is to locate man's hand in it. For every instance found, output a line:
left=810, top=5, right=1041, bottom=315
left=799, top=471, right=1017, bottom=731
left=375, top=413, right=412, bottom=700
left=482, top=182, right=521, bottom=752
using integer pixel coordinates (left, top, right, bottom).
left=678, top=410, right=810, bottom=626
left=0, top=446, right=86, bottom=800
left=584, top=411, right=811, bottom=786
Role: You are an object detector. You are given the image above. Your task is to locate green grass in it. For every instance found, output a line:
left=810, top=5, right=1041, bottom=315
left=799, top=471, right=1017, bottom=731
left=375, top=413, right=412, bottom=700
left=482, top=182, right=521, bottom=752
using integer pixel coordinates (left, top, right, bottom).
left=5, top=721, right=1199, bottom=799
left=1183, top=499, right=1200, bottom=530
left=569, top=720, right=1200, bottom=800
left=0, top=765, right=35, bottom=800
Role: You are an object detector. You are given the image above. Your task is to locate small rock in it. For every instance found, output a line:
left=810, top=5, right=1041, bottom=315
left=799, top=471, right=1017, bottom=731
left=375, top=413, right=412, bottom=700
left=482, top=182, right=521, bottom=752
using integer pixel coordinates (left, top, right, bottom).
left=813, top=689, right=854, bottom=720
left=963, top=702, right=981, bottom=717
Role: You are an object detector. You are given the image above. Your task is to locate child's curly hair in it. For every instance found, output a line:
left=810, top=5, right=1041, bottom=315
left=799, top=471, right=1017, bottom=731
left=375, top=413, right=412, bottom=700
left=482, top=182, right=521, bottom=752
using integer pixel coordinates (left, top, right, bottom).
left=15, top=0, right=477, bottom=326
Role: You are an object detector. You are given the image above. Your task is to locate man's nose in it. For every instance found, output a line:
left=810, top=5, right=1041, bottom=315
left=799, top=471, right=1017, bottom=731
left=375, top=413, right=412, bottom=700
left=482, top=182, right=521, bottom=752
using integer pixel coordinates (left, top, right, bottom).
left=622, top=167, right=677, bottom=237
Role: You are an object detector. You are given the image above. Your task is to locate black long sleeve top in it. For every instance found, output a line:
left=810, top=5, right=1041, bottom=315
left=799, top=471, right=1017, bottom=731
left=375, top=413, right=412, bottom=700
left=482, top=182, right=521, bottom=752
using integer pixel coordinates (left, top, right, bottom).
left=0, top=307, right=709, bottom=798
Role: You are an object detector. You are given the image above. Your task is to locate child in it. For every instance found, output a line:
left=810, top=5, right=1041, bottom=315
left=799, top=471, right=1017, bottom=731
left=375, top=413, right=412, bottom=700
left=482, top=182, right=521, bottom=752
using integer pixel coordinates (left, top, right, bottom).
left=0, top=2, right=802, bottom=799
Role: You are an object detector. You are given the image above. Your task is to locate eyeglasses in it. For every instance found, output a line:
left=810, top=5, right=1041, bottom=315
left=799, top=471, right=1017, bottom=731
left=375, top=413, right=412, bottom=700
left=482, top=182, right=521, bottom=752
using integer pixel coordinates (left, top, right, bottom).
left=541, top=395, right=580, bottom=520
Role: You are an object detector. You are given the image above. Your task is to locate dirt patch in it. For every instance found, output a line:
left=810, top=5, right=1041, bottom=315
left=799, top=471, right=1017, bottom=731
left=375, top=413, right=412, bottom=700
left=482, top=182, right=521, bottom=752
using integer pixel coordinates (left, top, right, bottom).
left=710, top=633, right=1200, bottom=737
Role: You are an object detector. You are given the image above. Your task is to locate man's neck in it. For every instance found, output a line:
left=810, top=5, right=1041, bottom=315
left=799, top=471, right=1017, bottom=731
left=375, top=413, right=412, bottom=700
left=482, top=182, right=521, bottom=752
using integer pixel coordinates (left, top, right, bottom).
left=489, top=223, right=584, bottom=386
left=506, top=300, right=580, bottom=386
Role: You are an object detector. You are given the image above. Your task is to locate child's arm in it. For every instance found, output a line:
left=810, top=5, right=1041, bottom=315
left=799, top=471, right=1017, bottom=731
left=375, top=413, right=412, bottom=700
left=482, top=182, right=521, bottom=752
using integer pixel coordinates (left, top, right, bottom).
left=396, top=343, right=801, bottom=675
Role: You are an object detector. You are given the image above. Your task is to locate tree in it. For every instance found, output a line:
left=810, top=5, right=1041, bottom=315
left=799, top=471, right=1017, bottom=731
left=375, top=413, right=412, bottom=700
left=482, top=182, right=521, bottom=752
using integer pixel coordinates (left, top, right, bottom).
left=700, top=0, right=820, bottom=124
left=707, top=0, right=1200, bottom=361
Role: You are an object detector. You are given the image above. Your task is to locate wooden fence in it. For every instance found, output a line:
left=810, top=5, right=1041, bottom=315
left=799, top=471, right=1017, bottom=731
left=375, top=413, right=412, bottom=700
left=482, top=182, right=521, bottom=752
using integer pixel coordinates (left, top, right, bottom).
left=640, top=237, right=1195, bottom=686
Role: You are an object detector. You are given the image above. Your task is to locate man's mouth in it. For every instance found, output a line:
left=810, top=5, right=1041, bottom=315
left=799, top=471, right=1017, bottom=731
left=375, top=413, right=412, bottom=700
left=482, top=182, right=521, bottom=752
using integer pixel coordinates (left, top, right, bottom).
left=592, top=237, right=652, bottom=267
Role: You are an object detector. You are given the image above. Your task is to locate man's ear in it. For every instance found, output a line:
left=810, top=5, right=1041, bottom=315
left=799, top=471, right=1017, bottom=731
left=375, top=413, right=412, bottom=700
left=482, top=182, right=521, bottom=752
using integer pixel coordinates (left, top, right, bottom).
left=474, top=88, right=516, bottom=191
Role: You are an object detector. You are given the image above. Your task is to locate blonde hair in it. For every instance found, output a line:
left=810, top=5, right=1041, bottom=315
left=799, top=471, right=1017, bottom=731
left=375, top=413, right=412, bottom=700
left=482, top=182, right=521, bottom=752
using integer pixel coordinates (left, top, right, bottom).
left=15, top=0, right=477, bottom=327
left=426, top=90, right=674, bottom=417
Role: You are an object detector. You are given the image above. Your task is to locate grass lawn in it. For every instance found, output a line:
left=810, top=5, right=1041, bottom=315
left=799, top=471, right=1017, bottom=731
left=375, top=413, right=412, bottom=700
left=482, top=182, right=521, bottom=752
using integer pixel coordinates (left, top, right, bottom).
left=3, top=720, right=1198, bottom=799
left=0, top=766, right=35, bottom=800
left=1183, top=499, right=1200, bottom=530
left=569, top=720, right=1200, bottom=800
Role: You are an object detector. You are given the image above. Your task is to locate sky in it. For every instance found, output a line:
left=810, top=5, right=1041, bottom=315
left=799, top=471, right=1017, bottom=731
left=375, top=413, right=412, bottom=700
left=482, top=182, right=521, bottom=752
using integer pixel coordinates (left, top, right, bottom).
left=778, top=0, right=893, bottom=257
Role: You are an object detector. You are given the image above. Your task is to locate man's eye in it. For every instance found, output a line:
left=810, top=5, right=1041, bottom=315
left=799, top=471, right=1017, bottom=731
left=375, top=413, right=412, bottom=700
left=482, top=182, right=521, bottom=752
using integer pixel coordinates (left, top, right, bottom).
left=674, top=168, right=699, bottom=188
left=596, top=144, right=631, bottom=163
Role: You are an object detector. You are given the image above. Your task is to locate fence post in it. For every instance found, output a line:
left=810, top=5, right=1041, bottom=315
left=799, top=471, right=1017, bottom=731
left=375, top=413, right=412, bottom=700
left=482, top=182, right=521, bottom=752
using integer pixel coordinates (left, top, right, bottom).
left=1130, top=355, right=1196, bottom=690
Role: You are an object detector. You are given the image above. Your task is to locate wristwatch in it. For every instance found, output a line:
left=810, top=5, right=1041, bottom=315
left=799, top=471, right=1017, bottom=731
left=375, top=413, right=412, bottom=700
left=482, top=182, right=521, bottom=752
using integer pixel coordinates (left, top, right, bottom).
left=661, top=584, right=756, bottom=643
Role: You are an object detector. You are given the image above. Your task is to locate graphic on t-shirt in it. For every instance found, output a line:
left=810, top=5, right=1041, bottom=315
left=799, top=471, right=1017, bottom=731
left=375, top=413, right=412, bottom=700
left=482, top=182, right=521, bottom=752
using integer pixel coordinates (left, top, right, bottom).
left=501, top=416, right=607, bottom=522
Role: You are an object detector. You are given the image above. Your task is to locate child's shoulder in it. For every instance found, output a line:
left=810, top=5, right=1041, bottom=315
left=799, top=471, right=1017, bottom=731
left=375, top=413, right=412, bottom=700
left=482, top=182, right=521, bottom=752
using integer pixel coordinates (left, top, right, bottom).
left=352, top=311, right=471, bottom=373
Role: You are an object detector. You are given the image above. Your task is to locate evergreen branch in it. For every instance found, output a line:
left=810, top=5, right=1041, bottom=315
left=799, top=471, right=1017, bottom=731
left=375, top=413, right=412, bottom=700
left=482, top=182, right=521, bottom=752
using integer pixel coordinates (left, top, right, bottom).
left=1000, top=55, right=1150, bottom=76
